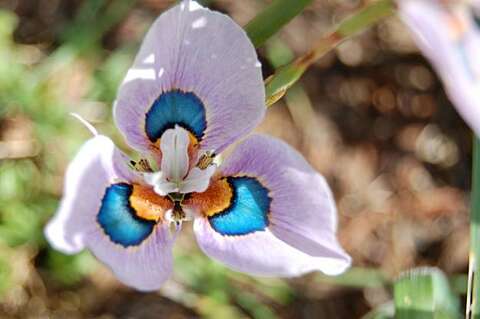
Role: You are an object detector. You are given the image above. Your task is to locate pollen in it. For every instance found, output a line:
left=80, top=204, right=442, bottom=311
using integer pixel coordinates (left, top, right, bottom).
left=183, top=177, right=233, bottom=217
left=130, top=185, right=174, bottom=221
left=197, top=151, right=215, bottom=169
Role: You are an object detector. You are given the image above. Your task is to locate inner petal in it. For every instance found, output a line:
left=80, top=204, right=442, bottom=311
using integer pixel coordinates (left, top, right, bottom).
left=160, top=125, right=191, bottom=182
left=177, top=165, right=217, bottom=194
left=146, top=125, right=216, bottom=196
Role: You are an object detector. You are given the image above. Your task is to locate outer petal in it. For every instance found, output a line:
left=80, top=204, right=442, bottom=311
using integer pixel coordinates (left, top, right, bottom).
left=191, top=135, right=351, bottom=276
left=114, top=0, right=265, bottom=155
left=194, top=219, right=349, bottom=276
left=45, top=135, right=174, bottom=291
left=398, top=1, right=480, bottom=136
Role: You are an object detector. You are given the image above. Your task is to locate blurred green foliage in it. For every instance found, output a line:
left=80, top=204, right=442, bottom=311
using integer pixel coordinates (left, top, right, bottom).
left=0, top=1, right=472, bottom=318
left=245, top=0, right=313, bottom=48
left=394, top=267, right=460, bottom=319
left=0, top=8, right=96, bottom=288
left=0, top=0, right=143, bottom=287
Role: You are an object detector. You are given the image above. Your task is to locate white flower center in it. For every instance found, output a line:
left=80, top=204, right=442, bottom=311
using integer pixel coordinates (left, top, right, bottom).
left=144, top=125, right=216, bottom=196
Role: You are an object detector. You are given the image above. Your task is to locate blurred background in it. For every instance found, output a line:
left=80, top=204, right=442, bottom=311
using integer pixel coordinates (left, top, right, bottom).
left=0, top=0, right=471, bottom=318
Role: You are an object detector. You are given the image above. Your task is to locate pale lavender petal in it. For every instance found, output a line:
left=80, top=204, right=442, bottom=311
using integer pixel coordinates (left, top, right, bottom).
left=86, top=223, right=173, bottom=291
left=114, top=0, right=265, bottom=155
left=399, top=1, right=480, bottom=136
left=193, top=135, right=351, bottom=276
left=45, top=135, right=174, bottom=291
left=194, top=218, right=350, bottom=276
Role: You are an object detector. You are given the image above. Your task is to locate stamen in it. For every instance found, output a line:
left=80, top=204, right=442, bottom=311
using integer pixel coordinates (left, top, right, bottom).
left=165, top=211, right=182, bottom=241
left=172, top=201, right=186, bottom=221
left=138, top=159, right=153, bottom=172
left=129, top=160, right=137, bottom=169
left=129, top=159, right=154, bottom=172
left=168, top=192, right=185, bottom=202
left=197, top=151, right=216, bottom=169
left=165, top=201, right=188, bottom=223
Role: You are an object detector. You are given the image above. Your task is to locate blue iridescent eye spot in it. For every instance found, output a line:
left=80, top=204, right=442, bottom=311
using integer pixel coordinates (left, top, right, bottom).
left=145, top=90, right=207, bottom=142
left=97, top=183, right=155, bottom=247
left=208, top=177, right=271, bottom=236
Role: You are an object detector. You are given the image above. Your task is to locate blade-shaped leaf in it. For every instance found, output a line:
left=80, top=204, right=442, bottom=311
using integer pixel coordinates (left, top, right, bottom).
left=245, top=0, right=313, bottom=48
left=467, top=137, right=480, bottom=319
left=394, top=267, right=460, bottom=319
left=362, top=302, right=394, bottom=319
left=264, top=0, right=395, bottom=107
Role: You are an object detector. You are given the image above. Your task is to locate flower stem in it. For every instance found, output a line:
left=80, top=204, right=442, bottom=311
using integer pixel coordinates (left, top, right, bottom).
left=264, top=0, right=396, bottom=107
left=467, top=137, right=480, bottom=319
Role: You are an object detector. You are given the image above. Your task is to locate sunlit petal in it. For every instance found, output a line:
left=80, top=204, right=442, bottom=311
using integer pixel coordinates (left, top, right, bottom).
left=114, top=0, right=265, bottom=156
left=189, top=135, right=351, bottom=276
left=45, top=135, right=174, bottom=291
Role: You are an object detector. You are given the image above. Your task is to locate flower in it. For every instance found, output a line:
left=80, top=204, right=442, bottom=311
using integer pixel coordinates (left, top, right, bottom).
left=45, top=0, right=351, bottom=291
left=398, top=0, right=480, bottom=136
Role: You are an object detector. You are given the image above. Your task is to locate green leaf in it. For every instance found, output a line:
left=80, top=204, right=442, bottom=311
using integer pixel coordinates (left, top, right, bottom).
left=61, top=0, right=136, bottom=52
left=362, top=302, right=394, bottom=319
left=264, top=0, right=395, bottom=107
left=335, top=0, right=395, bottom=38
left=394, top=267, right=460, bottom=319
left=468, top=137, right=480, bottom=319
left=245, top=0, right=313, bottom=48
left=315, top=267, right=390, bottom=289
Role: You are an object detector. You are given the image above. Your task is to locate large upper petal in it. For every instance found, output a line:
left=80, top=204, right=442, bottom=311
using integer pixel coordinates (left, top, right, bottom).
left=44, top=135, right=174, bottom=291
left=398, top=1, right=480, bottom=136
left=188, top=135, right=351, bottom=276
left=114, top=0, right=265, bottom=156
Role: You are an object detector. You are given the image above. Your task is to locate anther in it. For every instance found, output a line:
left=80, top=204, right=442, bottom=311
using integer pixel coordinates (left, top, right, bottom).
left=130, top=158, right=153, bottom=172
left=197, top=151, right=216, bottom=169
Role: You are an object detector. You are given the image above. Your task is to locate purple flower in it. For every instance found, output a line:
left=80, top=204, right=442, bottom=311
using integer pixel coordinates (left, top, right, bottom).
left=45, top=0, right=351, bottom=291
left=399, top=0, right=480, bottom=135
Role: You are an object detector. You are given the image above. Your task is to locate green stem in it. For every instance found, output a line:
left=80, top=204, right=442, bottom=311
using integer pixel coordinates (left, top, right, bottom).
left=468, top=137, right=480, bottom=318
left=264, top=0, right=395, bottom=107
left=316, top=267, right=467, bottom=296
left=245, top=0, right=314, bottom=49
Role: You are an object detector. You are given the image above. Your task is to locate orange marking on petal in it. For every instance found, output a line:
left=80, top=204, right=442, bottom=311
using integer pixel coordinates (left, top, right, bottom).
left=184, top=177, right=233, bottom=217
left=187, top=131, right=200, bottom=168
left=130, top=185, right=174, bottom=221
